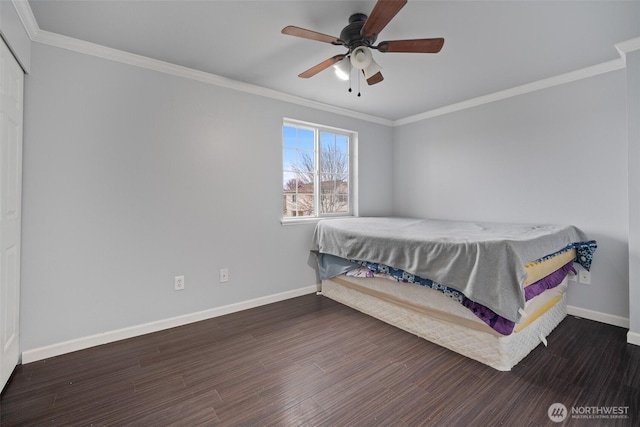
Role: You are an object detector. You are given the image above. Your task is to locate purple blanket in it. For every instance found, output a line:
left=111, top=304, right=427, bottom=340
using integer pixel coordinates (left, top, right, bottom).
left=463, top=262, right=574, bottom=335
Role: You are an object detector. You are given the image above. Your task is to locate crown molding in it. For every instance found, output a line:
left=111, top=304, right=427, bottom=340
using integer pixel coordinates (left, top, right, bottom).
left=34, top=30, right=392, bottom=126
left=11, top=0, right=38, bottom=40
left=19, top=14, right=392, bottom=127
left=10, top=0, right=637, bottom=129
left=393, top=58, right=625, bottom=126
left=395, top=36, right=639, bottom=126
left=616, top=36, right=640, bottom=61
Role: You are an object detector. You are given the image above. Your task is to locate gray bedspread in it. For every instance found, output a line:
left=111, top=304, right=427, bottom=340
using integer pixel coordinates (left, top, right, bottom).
left=310, top=217, right=592, bottom=323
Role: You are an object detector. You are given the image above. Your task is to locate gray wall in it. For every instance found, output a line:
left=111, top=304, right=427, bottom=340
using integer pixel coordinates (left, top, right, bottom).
left=392, top=70, right=629, bottom=319
left=20, top=42, right=393, bottom=352
left=18, top=35, right=637, bottom=353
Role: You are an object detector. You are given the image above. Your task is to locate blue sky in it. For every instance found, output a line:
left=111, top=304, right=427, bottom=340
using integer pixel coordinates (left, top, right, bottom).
left=282, top=125, right=348, bottom=187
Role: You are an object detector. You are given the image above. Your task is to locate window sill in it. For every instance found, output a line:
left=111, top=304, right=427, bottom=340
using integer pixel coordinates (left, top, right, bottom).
left=280, top=215, right=354, bottom=226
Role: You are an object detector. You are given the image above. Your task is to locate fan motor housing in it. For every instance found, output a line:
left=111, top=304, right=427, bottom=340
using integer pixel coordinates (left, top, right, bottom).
left=340, top=13, right=377, bottom=50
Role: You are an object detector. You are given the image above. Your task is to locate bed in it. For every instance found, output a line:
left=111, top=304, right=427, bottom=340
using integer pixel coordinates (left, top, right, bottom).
left=311, top=217, right=597, bottom=371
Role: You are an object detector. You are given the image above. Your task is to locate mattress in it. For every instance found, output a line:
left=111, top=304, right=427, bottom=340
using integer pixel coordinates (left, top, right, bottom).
left=321, top=274, right=568, bottom=371
left=312, top=217, right=595, bottom=323
left=524, top=248, right=576, bottom=286
left=345, top=249, right=574, bottom=335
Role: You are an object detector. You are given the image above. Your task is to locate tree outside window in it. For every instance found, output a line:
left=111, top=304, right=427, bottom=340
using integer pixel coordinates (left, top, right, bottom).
left=283, top=121, right=353, bottom=219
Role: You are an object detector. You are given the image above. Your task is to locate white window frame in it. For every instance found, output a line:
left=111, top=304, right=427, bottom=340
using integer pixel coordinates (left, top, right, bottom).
left=282, top=118, right=358, bottom=225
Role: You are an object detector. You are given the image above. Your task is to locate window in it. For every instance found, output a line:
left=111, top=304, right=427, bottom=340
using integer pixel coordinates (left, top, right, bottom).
left=282, top=119, right=355, bottom=220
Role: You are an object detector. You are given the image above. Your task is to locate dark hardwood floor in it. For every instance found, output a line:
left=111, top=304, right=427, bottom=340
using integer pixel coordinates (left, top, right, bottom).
left=1, top=294, right=638, bottom=426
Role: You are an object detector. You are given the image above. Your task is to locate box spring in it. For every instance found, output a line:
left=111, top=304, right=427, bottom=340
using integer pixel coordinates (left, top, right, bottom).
left=321, top=275, right=567, bottom=371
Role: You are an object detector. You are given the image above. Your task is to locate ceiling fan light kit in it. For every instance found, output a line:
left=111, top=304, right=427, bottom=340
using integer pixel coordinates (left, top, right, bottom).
left=350, top=46, right=372, bottom=69
left=349, top=47, right=383, bottom=81
left=333, top=58, right=351, bottom=80
left=363, top=59, right=382, bottom=81
left=282, top=0, right=444, bottom=95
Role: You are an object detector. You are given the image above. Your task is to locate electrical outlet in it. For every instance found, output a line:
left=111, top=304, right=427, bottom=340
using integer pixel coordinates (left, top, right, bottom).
left=578, top=270, right=591, bottom=285
left=174, top=275, right=185, bottom=291
left=219, top=268, right=229, bottom=283
left=568, top=270, right=577, bottom=281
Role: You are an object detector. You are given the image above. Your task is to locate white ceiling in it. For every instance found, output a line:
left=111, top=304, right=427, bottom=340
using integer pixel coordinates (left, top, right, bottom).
left=27, top=0, right=640, bottom=121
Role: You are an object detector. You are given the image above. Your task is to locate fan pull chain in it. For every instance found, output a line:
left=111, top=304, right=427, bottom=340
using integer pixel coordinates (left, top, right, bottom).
left=357, top=71, right=361, bottom=97
left=348, top=67, right=352, bottom=93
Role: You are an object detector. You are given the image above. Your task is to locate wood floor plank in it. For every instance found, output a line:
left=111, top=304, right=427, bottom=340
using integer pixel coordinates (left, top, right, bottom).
left=1, top=294, right=638, bottom=426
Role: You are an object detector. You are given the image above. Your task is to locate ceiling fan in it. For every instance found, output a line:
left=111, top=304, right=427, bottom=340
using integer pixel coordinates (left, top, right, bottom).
left=281, top=0, right=444, bottom=87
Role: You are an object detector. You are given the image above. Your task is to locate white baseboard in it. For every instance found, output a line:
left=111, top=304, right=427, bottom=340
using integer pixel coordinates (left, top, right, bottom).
left=21, top=285, right=319, bottom=364
left=627, top=331, right=640, bottom=346
left=21, top=291, right=634, bottom=363
left=567, top=305, right=630, bottom=329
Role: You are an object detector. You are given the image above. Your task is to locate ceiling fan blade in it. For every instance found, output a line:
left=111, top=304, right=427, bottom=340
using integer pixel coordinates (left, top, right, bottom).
left=298, top=54, right=346, bottom=78
left=282, top=26, right=343, bottom=45
left=376, top=38, right=445, bottom=53
left=361, top=0, right=408, bottom=39
left=366, top=71, right=384, bottom=85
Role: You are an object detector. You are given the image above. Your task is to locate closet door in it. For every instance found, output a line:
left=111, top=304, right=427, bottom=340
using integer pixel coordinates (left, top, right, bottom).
left=0, top=38, right=23, bottom=392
